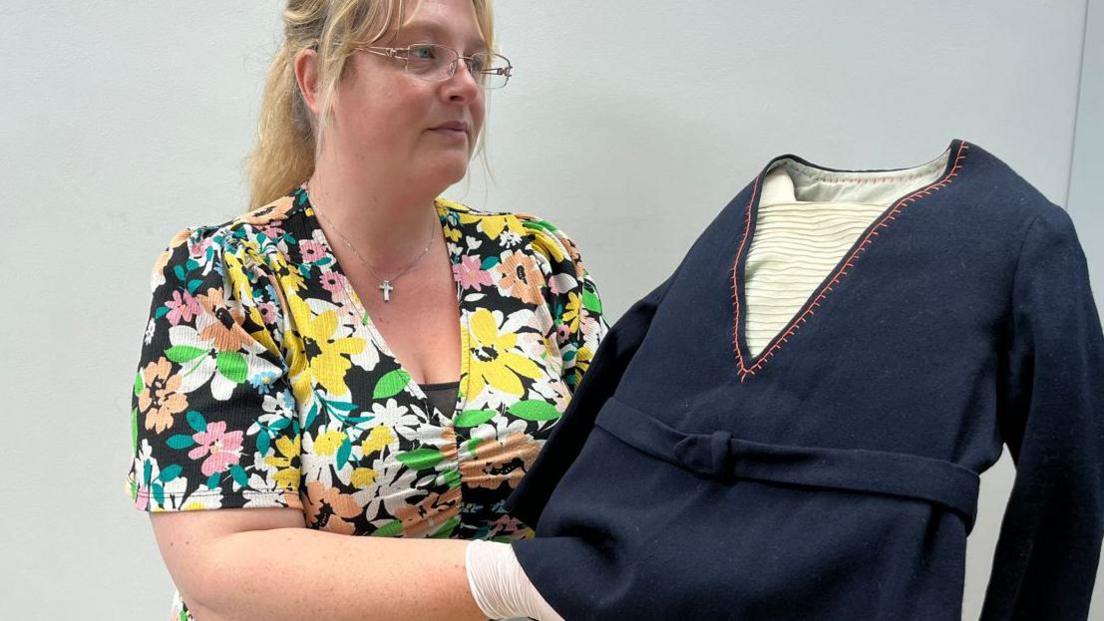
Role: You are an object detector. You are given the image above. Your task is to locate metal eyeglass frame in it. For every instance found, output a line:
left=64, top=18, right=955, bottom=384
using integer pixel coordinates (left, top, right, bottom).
left=360, top=43, right=513, bottom=89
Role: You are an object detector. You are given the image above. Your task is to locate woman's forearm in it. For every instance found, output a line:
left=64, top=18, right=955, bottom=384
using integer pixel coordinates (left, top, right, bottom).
left=179, top=527, right=487, bottom=621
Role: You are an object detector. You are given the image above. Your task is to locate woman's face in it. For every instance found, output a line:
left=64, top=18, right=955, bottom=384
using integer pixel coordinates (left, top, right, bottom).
left=328, top=0, right=487, bottom=194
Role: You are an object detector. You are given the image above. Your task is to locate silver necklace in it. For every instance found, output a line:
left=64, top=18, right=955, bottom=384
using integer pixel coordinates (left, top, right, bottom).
left=310, top=189, right=437, bottom=303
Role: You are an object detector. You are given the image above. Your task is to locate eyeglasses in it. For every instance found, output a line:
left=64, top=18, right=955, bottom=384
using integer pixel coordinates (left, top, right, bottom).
left=360, top=43, right=513, bottom=89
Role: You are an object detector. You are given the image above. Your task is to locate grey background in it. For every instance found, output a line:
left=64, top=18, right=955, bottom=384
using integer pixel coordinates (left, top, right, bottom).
left=0, top=1, right=1100, bottom=618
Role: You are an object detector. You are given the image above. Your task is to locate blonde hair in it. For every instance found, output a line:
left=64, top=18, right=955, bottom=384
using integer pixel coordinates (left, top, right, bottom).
left=246, top=0, right=495, bottom=210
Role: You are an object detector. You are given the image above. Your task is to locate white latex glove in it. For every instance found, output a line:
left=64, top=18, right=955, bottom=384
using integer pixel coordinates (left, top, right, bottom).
left=465, top=539, right=565, bottom=621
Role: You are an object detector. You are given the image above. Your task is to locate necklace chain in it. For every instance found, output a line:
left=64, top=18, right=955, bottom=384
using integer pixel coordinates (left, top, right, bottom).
left=308, top=185, right=437, bottom=302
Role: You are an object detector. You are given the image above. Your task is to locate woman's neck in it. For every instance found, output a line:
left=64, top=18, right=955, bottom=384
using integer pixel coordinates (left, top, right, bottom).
left=307, top=155, right=444, bottom=274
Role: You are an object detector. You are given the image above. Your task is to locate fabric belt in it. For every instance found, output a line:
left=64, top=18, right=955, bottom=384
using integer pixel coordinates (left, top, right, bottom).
left=593, top=397, right=980, bottom=529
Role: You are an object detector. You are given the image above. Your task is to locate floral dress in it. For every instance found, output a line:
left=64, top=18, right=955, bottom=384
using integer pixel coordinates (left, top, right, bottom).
left=125, top=187, right=607, bottom=619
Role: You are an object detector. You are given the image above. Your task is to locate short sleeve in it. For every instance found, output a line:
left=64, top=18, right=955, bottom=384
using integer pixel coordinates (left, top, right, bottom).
left=126, top=226, right=303, bottom=513
left=519, top=215, right=610, bottom=393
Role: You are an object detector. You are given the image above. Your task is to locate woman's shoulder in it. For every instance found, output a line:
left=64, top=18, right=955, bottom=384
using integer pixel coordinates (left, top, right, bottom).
left=146, top=193, right=305, bottom=302
left=435, top=197, right=585, bottom=274
left=153, top=195, right=301, bottom=271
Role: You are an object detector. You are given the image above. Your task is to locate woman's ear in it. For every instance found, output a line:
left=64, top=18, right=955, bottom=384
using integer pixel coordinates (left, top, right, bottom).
left=293, top=47, right=322, bottom=116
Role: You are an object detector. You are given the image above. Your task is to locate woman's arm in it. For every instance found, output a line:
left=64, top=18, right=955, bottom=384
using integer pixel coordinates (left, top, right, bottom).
left=151, top=509, right=486, bottom=621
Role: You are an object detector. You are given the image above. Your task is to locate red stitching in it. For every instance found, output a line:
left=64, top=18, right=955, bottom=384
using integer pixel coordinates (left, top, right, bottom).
left=731, top=142, right=970, bottom=382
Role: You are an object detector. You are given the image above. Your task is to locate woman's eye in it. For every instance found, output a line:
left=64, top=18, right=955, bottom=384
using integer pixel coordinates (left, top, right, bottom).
left=469, top=55, right=487, bottom=73
left=410, top=45, right=437, bottom=60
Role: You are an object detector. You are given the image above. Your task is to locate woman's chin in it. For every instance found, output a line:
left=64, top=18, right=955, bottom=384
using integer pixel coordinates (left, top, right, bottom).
left=429, top=158, right=473, bottom=188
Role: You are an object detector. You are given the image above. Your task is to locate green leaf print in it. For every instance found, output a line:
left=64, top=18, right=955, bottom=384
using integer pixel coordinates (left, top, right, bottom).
left=159, top=464, right=183, bottom=484
left=153, top=305, right=171, bottom=320
left=372, top=520, right=403, bottom=537
left=507, top=400, right=561, bottom=421
left=186, top=410, right=208, bottom=433
left=230, top=464, right=248, bottom=487
left=216, top=351, right=248, bottom=384
left=336, top=436, right=352, bottom=466
left=186, top=279, right=203, bottom=295
left=206, top=472, right=221, bottom=490
left=173, top=265, right=186, bottom=282
left=454, top=409, right=496, bottom=428
left=440, top=469, right=462, bottom=489
left=332, top=413, right=376, bottom=426
left=166, top=434, right=196, bottom=449
left=134, top=373, right=143, bottom=396
left=582, top=288, right=603, bottom=314
left=256, top=430, right=271, bottom=456
left=396, top=448, right=444, bottom=471
left=131, top=408, right=138, bottom=452
left=322, top=399, right=358, bottom=412
left=480, top=256, right=501, bottom=270
left=373, top=369, right=412, bottom=399
left=152, top=483, right=164, bottom=507
left=165, top=345, right=206, bottom=364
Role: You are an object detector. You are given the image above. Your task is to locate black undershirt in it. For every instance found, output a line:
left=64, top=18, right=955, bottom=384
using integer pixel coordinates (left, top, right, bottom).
left=419, top=380, right=460, bottom=419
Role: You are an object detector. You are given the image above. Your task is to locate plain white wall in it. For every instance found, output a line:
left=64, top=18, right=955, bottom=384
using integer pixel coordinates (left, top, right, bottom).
left=1, top=1, right=1099, bottom=618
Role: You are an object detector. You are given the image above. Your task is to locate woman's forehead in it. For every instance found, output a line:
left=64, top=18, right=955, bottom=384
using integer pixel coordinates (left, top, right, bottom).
left=396, top=0, right=486, bottom=48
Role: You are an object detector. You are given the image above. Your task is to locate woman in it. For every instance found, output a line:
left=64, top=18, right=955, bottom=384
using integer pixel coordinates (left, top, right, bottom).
left=125, top=1, right=605, bottom=619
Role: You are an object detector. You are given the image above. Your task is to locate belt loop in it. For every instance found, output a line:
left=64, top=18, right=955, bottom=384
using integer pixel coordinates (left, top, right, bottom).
left=710, top=430, right=734, bottom=482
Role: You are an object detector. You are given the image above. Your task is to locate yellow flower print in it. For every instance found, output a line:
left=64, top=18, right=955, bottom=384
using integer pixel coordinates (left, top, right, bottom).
left=351, top=467, right=378, bottom=488
left=561, top=291, right=582, bottom=334
left=283, top=329, right=313, bottom=405
left=313, top=429, right=348, bottom=457
left=287, top=295, right=365, bottom=396
left=362, top=425, right=396, bottom=457
left=264, top=435, right=301, bottom=491
left=465, top=308, right=544, bottom=398
left=453, top=206, right=527, bottom=243
left=443, top=224, right=462, bottom=243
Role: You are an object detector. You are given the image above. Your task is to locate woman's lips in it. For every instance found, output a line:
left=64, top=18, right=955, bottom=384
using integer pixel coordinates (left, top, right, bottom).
left=429, top=126, right=468, bottom=141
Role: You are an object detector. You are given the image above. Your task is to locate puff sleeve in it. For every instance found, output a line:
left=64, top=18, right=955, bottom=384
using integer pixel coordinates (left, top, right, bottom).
left=126, top=226, right=303, bottom=513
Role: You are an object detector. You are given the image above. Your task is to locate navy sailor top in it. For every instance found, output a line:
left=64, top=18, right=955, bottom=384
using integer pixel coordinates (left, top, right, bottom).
left=508, top=140, right=1104, bottom=620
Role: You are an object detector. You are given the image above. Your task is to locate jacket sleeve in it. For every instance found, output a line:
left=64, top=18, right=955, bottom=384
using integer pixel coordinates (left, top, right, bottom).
left=507, top=272, right=676, bottom=527
left=981, top=206, right=1104, bottom=620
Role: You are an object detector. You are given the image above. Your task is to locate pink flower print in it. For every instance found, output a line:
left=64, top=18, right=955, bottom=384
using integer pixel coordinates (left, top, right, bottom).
left=299, top=240, right=326, bottom=263
left=164, top=290, right=202, bottom=326
left=189, top=237, right=212, bottom=260
left=320, top=271, right=348, bottom=297
left=557, top=323, right=572, bottom=342
left=258, top=301, right=279, bottom=325
left=259, top=223, right=284, bottom=240
left=453, top=255, right=494, bottom=291
left=188, top=421, right=244, bottom=477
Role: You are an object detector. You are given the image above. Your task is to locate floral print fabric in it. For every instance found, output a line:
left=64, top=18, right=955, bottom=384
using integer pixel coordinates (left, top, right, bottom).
left=126, top=187, right=606, bottom=619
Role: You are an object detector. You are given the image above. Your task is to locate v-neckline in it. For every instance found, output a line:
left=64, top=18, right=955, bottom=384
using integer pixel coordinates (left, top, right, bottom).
left=295, top=188, right=469, bottom=414
left=730, top=139, right=971, bottom=382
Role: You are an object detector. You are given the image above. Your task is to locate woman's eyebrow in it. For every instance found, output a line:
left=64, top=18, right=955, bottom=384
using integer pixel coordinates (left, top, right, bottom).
left=398, top=20, right=488, bottom=51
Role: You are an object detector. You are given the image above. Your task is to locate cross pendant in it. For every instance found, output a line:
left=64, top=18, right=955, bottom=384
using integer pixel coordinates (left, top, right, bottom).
left=379, top=280, right=394, bottom=302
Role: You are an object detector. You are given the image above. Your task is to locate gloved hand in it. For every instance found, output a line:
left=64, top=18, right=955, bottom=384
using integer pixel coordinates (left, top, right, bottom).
left=465, top=539, right=565, bottom=621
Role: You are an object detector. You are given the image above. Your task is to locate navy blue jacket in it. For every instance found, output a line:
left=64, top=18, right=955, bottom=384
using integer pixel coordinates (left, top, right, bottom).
left=508, top=140, right=1104, bottom=620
